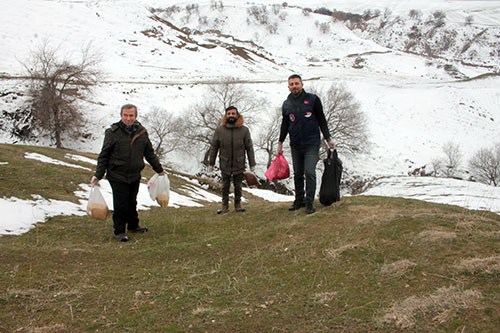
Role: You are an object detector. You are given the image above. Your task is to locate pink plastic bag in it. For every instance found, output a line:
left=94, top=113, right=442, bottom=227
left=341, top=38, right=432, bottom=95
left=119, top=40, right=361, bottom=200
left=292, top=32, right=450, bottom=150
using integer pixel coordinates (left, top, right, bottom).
left=265, top=153, right=290, bottom=181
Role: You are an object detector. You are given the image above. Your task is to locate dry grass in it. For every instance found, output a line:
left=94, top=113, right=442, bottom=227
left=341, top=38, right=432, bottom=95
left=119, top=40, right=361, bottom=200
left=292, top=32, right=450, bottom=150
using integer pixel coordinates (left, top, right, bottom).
left=479, top=231, right=500, bottom=238
left=32, top=324, right=67, bottom=333
left=192, top=306, right=214, bottom=315
left=2, top=145, right=500, bottom=331
left=381, top=286, right=482, bottom=329
left=381, top=259, right=417, bottom=278
left=416, top=230, right=457, bottom=243
left=323, top=243, right=361, bottom=261
left=312, top=291, right=338, bottom=304
left=455, top=256, right=500, bottom=275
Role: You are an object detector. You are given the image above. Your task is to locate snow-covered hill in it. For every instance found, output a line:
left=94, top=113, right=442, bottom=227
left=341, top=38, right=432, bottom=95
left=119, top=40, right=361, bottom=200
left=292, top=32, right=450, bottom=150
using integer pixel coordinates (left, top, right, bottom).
left=1, top=0, right=499, bottom=184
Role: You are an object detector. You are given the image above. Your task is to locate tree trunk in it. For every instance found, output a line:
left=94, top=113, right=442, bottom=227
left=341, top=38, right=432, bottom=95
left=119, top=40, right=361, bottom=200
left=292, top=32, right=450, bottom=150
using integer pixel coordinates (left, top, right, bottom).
left=53, top=106, right=63, bottom=148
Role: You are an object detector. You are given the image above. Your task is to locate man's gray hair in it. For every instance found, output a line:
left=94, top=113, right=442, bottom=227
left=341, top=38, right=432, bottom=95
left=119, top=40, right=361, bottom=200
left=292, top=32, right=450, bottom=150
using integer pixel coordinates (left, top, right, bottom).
left=121, top=104, right=137, bottom=116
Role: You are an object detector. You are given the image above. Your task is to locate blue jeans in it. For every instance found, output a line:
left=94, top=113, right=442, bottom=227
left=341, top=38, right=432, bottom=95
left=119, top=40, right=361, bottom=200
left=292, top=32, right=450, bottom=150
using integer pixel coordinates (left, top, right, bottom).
left=291, top=146, right=319, bottom=205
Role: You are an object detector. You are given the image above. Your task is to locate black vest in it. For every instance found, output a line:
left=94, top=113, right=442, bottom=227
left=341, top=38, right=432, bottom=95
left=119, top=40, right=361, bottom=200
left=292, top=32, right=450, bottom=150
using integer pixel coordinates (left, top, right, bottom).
left=282, top=92, right=320, bottom=149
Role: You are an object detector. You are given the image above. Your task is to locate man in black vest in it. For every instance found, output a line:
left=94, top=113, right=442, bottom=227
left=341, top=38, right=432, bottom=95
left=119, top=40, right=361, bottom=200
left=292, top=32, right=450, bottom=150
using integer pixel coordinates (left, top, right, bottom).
left=91, top=104, right=165, bottom=242
left=278, top=74, right=335, bottom=214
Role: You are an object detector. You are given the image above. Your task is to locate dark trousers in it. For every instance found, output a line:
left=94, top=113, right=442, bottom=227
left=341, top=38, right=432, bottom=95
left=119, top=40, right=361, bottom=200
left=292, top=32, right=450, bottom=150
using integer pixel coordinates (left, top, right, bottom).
left=291, top=146, right=319, bottom=205
left=108, top=180, right=140, bottom=235
left=221, top=172, right=243, bottom=205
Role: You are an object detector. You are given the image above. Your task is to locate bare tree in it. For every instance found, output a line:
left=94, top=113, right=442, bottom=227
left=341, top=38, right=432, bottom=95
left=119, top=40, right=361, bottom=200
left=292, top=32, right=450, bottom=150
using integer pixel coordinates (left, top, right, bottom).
left=468, top=143, right=500, bottom=186
left=310, top=83, right=369, bottom=156
left=22, top=40, right=101, bottom=148
left=184, top=79, right=265, bottom=164
left=442, top=141, right=462, bottom=177
left=430, top=158, right=443, bottom=176
left=141, top=107, right=183, bottom=161
left=255, top=107, right=282, bottom=168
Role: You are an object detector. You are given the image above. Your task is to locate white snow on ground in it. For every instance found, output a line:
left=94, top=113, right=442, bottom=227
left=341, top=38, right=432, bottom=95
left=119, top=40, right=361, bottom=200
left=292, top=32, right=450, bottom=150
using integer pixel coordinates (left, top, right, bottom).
left=362, top=176, right=500, bottom=214
left=179, top=184, right=221, bottom=203
left=0, top=195, right=85, bottom=236
left=25, top=152, right=92, bottom=171
left=244, top=188, right=294, bottom=202
left=64, top=153, right=97, bottom=165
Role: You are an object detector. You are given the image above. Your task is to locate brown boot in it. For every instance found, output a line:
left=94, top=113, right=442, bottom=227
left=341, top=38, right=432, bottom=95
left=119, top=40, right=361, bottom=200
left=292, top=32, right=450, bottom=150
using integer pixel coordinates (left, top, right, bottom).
left=217, top=204, right=229, bottom=214
left=235, top=202, right=246, bottom=212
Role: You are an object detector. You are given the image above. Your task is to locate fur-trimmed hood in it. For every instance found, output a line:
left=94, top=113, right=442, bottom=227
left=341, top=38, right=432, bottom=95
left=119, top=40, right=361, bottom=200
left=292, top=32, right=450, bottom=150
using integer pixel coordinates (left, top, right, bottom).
left=222, top=114, right=244, bottom=128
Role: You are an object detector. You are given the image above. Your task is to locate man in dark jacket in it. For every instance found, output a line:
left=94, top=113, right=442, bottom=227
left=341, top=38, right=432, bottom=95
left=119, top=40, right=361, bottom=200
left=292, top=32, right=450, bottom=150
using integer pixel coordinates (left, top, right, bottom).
left=278, top=74, right=335, bottom=214
left=208, top=106, right=256, bottom=214
left=91, top=104, right=164, bottom=242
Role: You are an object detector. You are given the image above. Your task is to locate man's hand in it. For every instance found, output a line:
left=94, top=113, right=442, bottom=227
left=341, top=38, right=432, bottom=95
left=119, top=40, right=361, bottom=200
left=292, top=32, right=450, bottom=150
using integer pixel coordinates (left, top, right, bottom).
left=158, top=171, right=166, bottom=176
left=327, top=139, right=335, bottom=150
left=91, top=176, right=100, bottom=186
left=277, top=141, right=283, bottom=155
left=250, top=167, right=255, bottom=173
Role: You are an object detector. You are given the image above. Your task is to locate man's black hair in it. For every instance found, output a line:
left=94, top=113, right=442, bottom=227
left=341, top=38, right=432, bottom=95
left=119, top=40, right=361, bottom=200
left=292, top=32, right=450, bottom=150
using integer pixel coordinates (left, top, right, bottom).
left=288, top=74, right=302, bottom=82
left=225, top=106, right=238, bottom=113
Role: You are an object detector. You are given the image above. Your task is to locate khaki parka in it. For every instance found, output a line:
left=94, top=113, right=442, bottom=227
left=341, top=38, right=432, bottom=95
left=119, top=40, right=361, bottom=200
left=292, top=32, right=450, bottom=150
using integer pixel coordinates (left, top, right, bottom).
left=95, top=121, right=163, bottom=184
left=209, top=115, right=256, bottom=175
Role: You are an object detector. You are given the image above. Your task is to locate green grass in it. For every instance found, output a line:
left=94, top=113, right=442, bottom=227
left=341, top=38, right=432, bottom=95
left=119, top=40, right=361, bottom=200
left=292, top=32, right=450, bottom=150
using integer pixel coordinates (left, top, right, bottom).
left=1, top=144, right=500, bottom=332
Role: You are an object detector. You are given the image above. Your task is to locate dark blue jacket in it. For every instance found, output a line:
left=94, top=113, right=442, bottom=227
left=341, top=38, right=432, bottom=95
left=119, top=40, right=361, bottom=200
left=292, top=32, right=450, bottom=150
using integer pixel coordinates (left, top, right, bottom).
left=279, top=90, right=331, bottom=149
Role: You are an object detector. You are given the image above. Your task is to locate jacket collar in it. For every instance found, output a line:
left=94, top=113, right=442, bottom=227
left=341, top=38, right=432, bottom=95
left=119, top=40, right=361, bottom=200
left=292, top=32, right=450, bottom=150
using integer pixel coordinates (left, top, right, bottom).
left=222, top=114, right=244, bottom=128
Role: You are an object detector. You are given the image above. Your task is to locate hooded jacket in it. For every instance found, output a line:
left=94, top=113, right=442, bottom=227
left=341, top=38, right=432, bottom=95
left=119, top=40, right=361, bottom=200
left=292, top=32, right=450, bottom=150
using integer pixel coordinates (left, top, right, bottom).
left=95, top=121, right=163, bottom=184
left=209, top=114, right=256, bottom=175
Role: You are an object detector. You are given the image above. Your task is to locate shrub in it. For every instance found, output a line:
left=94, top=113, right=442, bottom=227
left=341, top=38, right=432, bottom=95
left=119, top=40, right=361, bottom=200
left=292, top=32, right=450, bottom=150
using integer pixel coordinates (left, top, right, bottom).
left=465, top=15, right=474, bottom=25
left=248, top=5, right=269, bottom=25
left=468, top=143, right=500, bottom=186
left=408, top=9, right=422, bottom=19
left=314, top=7, right=333, bottom=16
left=319, top=22, right=330, bottom=34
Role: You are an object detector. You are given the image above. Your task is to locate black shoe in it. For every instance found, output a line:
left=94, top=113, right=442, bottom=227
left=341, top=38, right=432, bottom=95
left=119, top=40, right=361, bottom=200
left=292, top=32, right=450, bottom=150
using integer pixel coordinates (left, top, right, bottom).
left=306, top=205, right=316, bottom=215
left=288, top=202, right=305, bottom=211
left=129, top=226, right=148, bottom=233
left=114, top=233, right=129, bottom=242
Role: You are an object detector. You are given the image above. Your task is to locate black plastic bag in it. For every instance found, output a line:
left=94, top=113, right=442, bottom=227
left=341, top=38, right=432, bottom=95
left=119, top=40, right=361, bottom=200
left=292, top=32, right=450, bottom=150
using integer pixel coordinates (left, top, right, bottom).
left=319, top=149, right=343, bottom=206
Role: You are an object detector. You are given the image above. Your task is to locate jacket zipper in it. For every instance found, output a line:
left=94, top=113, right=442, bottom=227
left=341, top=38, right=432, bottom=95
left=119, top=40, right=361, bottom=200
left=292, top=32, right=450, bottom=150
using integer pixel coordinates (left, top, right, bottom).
left=230, top=127, right=234, bottom=172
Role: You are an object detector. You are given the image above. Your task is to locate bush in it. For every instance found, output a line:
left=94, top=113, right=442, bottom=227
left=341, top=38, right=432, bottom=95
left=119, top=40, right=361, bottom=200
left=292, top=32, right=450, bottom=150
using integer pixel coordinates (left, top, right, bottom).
left=314, top=7, right=333, bottom=16
left=468, top=143, right=500, bottom=186
left=408, top=9, right=422, bottom=19
left=247, top=5, right=269, bottom=25
left=319, top=22, right=330, bottom=34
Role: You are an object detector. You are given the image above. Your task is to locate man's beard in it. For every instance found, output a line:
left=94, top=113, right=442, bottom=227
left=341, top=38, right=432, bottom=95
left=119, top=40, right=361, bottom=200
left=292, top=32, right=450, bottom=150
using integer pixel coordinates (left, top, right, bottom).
left=227, top=117, right=237, bottom=123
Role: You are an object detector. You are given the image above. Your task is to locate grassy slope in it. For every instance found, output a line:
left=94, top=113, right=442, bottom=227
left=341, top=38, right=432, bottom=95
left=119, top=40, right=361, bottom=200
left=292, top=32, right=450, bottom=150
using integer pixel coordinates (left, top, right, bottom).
left=1, top=144, right=500, bottom=332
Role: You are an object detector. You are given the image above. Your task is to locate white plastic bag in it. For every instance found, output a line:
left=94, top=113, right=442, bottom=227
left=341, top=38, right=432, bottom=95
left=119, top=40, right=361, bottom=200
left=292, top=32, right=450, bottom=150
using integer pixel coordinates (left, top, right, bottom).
left=86, top=185, right=109, bottom=220
left=147, top=174, right=170, bottom=208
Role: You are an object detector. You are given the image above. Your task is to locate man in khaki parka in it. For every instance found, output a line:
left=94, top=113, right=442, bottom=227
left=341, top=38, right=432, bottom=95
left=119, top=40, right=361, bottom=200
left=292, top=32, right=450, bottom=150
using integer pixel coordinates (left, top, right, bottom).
left=208, top=106, right=256, bottom=214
